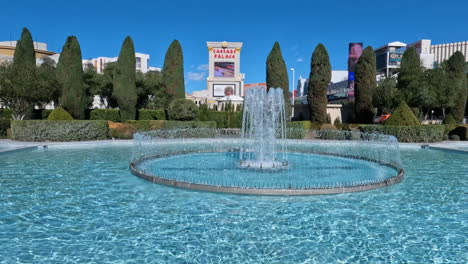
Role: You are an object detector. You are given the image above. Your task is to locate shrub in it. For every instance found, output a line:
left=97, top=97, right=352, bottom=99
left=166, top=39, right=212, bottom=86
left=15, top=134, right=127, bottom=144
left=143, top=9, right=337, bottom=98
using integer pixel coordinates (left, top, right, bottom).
left=319, top=130, right=361, bottom=140
left=205, top=111, right=242, bottom=128
left=0, top=120, right=11, bottom=138
left=90, top=109, right=121, bottom=122
left=11, top=120, right=109, bottom=141
left=286, top=121, right=313, bottom=139
left=360, top=125, right=445, bottom=142
left=334, top=123, right=364, bottom=131
left=109, top=120, right=217, bottom=139
left=47, top=107, right=74, bottom=120
left=125, top=120, right=165, bottom=131
left=0, top=108, right=12, bottom=119
left=287, top=121, right=312, bottom=130
left=108, top=121, right=136, bottom=139
left=333, top=117, right=341, bottom=125
left=448, top=125, right=468, bottom=140
left=442, top=114, right=457, bottom=125
left=449, top=134, right=460, bottom=141
left=168, top=99, right=198, bottom=121
left=384, top=102, right=420, bottom=126
left=138, top=109, right=166, bottom=120
left=198, top=104, right=209, bottom=121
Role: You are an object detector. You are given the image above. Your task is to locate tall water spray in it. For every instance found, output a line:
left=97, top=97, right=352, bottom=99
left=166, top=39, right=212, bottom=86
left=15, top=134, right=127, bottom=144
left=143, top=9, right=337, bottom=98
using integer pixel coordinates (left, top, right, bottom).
left=239, top=88, right=287, bottom=169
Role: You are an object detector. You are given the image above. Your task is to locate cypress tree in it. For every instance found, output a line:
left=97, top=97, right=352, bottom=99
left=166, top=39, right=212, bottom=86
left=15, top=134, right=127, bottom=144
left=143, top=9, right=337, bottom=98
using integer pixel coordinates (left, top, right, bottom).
left=0, top=28, right=37, bottom=120
left=113, top=36, right=137, bottom=120
left=446, top=51, right=467, bottom=123
left=12, top=28, right=35, bottom=70
left=162, top=40, right=185, bottom=102
left=266, top=42, right=291, bottom=118
left=397, top=47, right=423, bottom=107
left=307, top=43, right=331, bottom=124
left=354, top=46, right=377, bottom=123
left=57, top=36, right=87, bottom=119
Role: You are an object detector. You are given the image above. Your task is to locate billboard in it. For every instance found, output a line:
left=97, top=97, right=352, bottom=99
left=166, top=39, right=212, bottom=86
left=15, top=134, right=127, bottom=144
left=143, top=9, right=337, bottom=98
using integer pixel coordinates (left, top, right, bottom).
left=214, top=62, right=235, bottom=77
left=389, top=52, right=403, bottom=65
left=348, top=43, right=363, bottom=89
left=213, top=84, right=236, bottom=97
left=243, top=83, right=266, bottom=95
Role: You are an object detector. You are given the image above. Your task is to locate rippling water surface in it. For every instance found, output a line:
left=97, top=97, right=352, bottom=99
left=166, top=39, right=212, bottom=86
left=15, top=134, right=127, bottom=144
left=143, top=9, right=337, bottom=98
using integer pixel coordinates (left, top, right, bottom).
left=0, top=143, right=466, bottom=263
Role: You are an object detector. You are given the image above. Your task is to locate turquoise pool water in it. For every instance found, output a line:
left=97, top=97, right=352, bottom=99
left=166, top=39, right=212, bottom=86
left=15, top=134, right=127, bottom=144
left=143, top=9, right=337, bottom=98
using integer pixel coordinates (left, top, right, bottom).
left=0, top=143, right=466, bottom=263
left=137, top=151, right=397, bottom=189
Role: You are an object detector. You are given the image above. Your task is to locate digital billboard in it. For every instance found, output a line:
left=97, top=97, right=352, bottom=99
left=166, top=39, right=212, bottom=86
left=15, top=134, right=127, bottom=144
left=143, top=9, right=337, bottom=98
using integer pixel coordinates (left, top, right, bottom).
left=214, top=62, right=235, bottom=77
left=348, top=43, right=363, bottom=89
left=213, top=84, right=236, bottom=97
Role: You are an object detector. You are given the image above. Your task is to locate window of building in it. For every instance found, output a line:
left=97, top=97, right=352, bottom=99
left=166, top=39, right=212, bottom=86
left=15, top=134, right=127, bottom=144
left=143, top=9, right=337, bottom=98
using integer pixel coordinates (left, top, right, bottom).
left=136, top=57, right=142, bottom=69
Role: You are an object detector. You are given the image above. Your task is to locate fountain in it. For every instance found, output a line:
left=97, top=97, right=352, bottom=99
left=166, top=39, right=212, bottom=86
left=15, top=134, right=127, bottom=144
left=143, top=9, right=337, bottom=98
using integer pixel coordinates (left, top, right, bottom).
left=130, top=88, right=404, bottom=195
left=239, top=88, right=287, bottom=170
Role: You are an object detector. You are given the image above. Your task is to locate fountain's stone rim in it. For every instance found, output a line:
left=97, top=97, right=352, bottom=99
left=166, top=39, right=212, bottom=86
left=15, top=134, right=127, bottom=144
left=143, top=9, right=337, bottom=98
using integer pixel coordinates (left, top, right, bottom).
left=129, top=150, right=404, bottom=196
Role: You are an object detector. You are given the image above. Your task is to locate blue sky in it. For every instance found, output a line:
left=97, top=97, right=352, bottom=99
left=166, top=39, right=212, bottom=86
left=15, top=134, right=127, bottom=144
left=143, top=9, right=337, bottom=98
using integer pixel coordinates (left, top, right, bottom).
left=2, top=0, right=467, bottom=93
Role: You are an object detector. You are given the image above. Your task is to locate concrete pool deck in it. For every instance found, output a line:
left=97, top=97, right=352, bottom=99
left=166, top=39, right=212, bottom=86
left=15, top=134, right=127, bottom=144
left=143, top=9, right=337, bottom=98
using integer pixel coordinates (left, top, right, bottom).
left=1, top=139, right=468, bottom=153
left=0, top=139, right=133, bottom=153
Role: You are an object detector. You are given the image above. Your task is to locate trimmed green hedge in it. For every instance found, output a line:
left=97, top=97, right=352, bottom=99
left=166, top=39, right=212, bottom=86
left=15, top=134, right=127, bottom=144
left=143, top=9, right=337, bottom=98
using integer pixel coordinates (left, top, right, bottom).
left=163, top=120, right=217, bottom=129
left=448, top=125, right=468, bottom=140
left=90, top=109, right=121, bottom=122
left=287, top=121, right=312, bottom=130
left=204, top=111, right=242, bottom=128
left=108, top=120, right=217, bottom=139
left=122, top=120, right=217, bottom=132
left=360, top=125, right=445, bottom=142
left=138, top=109, right=166, bottom=120
left=0, top=120, right=11, bottom=138
left=11, top=120, right=109, bottom=141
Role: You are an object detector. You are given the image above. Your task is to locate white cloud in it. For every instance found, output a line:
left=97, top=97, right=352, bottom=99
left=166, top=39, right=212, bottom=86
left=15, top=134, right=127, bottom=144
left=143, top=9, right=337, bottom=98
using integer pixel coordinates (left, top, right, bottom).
left=296, top=58, right=304, bottom=62
left=187, top=71, right=206, bottom=81
left=197, top=64, right=209, bottom=71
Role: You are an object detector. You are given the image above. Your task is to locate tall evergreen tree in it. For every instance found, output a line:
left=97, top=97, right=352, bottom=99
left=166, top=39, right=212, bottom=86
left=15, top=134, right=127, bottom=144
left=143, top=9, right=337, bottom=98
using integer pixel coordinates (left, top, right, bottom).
left=12, top=28, right=35, bottom=70
left=446, top=51, right=467, bottom=122
left=113, top=36, right=137, bottom=120
left=162, top=40, right=185, bottom=102
left=397, top=47, right=423, bottom=107
left=307, top=43, right=331, bottom=123
left=56, top=36, right=87, bottom=119
left=354, top=46, right=377, bottom=123
left=266, top=42, right=291, bottom=118
left=0, top=28, right=37, bottom=120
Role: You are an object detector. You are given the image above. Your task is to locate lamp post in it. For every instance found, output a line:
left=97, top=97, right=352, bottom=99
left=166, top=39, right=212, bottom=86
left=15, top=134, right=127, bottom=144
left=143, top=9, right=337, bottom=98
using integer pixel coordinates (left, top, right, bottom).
left=290, top=67, right=295, bottom=119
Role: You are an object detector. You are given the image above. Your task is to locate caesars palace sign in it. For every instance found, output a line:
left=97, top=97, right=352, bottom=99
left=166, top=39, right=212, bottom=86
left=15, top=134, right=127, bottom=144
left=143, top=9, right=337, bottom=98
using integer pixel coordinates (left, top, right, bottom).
left=212, top=48, right=238, bottom=59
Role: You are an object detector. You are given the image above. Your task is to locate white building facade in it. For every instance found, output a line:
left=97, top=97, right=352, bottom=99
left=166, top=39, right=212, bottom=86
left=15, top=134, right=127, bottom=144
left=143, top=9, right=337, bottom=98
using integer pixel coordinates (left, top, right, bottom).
left=82, top=52, right=160, bottom=73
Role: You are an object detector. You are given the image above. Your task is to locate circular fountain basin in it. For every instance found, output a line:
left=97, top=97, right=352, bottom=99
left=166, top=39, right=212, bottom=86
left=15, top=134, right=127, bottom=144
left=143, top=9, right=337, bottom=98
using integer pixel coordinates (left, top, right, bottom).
left=130, top=136, right=404, bottom=195
left=239, top=160, right=288, bottom=170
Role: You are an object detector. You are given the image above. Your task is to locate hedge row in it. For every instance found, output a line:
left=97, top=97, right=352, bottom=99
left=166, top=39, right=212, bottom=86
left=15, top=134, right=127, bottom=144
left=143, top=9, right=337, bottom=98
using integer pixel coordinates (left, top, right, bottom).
left=89, top=109, right=167, bottom=122
left=359, top=125, right=445, bottom=143
left=109, top=120, right=217, bottom=139
left=138, top=109, right=166, bottom=120
left=11, top=120, right=109, bottom=141
left=90, top=109, right=121, bottom=122
left=202, top=111, right=242, bottom=128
